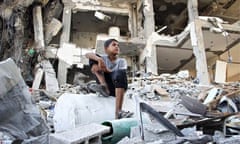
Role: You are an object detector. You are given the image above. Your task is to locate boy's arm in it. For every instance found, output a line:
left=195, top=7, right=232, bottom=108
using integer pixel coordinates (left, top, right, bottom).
left=119, top=59, right=127, bottom=70
left=85, top=53, right=109, bottom=72
left=85, top=53, right=102, bottom=61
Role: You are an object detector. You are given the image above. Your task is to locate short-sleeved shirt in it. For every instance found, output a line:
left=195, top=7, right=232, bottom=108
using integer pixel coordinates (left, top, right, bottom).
left=101, top=55, right=127, bottom=71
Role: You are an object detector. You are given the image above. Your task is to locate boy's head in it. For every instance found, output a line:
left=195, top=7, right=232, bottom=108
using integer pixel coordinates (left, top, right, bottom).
left=104, top=39, right=119, bottom=56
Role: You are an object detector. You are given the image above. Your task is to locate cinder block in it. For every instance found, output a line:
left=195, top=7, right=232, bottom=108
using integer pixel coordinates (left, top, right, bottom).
left=50, top=123, right=110, bottom=144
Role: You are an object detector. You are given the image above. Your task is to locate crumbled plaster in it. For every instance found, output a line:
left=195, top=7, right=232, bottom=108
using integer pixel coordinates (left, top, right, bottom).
left=72, top=0, right=100, bottom=5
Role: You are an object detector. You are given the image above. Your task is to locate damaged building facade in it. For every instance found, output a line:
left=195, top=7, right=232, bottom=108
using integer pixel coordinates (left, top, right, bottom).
left=54, top=0, right=240, bottom=85
left=0, top=0, right=240, bottom=144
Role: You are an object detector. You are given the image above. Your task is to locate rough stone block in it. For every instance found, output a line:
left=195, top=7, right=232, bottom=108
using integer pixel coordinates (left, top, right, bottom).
left=50, top=123, right=110, bottom=144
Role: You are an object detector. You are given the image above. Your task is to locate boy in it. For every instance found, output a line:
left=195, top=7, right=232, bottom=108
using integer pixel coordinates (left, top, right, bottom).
left=86, top=39, right=132, bottom=119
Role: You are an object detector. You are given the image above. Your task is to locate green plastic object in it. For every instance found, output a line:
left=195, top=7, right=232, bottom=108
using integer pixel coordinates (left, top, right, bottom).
left=102, top=118, right=138, bottom=144
left=28, top=49, right=35, bottom=57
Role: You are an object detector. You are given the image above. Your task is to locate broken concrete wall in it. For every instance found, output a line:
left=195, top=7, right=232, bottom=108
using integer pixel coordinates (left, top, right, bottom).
left=0, top=0, right=63, bottom=84
left=220, top=43, right=240, bottom=81
left=0, top=0, right=34, bottom=80
left=182, top=42, right=240, bottom=83
left=0, top=58, right=48, bottom=143
left=58, top=0, right=144, bottom=84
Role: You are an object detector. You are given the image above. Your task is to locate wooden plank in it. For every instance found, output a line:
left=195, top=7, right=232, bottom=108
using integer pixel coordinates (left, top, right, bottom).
left=188, top=0, right=210, bottom=85
left=215, top=60, right=227, bottom=83
left=33, top=5, right=45, bottom=51
left=42, top=60, right=59, bottom=92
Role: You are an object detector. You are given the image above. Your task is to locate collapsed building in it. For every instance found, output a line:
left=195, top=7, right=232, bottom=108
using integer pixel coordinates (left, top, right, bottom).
left=0, top=0, right=240, bottom=143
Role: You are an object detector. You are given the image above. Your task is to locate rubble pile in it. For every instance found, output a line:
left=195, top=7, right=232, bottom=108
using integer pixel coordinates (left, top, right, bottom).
left=0, top=59, right=49, bottom=144
left=28, top=69, right=240, bottom=144
left=0, top=58, right=239, bottom=144
left=121, top=70, right=240, bottom=144
left=127, top=71, right=201, bottom=101
left=128, top=70, right=240, bottom=113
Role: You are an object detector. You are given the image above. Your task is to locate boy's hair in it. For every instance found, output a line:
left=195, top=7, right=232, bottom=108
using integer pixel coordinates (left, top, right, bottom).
left=104, top=39, right=118, bottom=48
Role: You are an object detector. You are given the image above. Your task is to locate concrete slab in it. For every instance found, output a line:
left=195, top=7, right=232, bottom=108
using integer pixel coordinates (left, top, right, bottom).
left=53, top=93, right=137, bottom=132
left=50, top=123, right=110, bottom=144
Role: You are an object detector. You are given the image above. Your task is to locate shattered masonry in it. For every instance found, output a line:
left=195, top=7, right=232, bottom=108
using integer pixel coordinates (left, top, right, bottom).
left=0, top=0, right=240, bottom=144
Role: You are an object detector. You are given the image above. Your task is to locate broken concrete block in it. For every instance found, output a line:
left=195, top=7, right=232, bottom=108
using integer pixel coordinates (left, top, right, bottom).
left=215, top=60, right=227, bottom=83
left=177, top=70, right=189, bottom=79
left=44, top=18, right=62, bottom=45
left=0, top=58, right=49, bottom=143
left=117, top=137, right=144, bottom=144
left=154, top=86, right=169, bottom=96
left=203, top=88, right=222, bottom=105
left=49, top=123, right=110, bottom=144
left=42, top=60, right=59, bottom=93
left=130, top=124, right=176, bottom=143
left=53, top=93, right=115, bottom=132
left=218, top=136, right=240, bottom=144
left=32, top=67, right=44, bottom=90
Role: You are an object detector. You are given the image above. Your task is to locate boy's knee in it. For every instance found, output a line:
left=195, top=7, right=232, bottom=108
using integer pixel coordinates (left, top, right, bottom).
left=112, top=70, right=126, bottom=80
left=112, top=70, right=128, bottom=89
left=91, top=64, right=99, bottom=73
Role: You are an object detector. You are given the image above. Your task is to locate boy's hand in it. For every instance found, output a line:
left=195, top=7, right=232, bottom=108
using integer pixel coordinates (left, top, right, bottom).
left=97, top=58, right=106, bottom=69
left=104, top=68, right=112, bottom=73
left=97, top=58, right=112, bottom=73
left=91, top=64, right=101, bottom=73
left=97, top=58, right=107, bottom=71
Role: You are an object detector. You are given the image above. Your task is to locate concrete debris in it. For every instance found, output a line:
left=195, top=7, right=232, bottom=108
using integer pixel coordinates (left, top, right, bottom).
left=117, top=137, right=144, bottom=144
left=215, top=135, right=240, bottom=144
left=28, top=69, right=240, bottom=144
left=127, top=72, right=202, bottom=102
left=130, top=124, right=176, bottom=143
left=0, top=58, right=49, bottom=143
left=50, top=123, right=110, bottom=144
left=118, top=70, right=240, bottom=143
left=213, top=131, right=240, bottom=144
left=1, top=58, right=240, bottom=144
left=59, top=83, right=90, bottom=94
left=0, top=0, right=239, bottom=143
left=53, top=93, right=116, bottom=132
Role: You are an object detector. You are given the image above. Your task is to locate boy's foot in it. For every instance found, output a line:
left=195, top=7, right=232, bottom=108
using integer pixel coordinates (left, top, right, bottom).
left=87, top=83, right=109, bottom=97
left=117, top=111, right=134, bottom=119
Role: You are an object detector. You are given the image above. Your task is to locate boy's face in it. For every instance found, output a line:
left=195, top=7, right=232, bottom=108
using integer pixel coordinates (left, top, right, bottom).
left=105, top=41, right=120, bottom=56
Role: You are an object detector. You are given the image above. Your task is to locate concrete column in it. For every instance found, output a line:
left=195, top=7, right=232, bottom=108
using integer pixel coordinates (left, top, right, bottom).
left=58, top=5, right=72, bottom=85
left=60, top=6, right=72, bottom=45
left=129, top=4, right=138, bottom=37
left=188, top=0, right=210, bottom=85
left=33, top=5, right=45, bottom=51
left=143, top=0, right=154, bottom=37
left=143, top=0, right=158, bottom=75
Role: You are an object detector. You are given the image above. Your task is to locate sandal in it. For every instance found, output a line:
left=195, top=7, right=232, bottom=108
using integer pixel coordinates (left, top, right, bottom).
left=118, top=111, right=134, bottom=119
left=87, top=83, right=109, bottom=97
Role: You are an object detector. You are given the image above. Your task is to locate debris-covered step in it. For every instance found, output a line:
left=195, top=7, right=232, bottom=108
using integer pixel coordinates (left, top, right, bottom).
left=49, top=123, right=110, bottom=144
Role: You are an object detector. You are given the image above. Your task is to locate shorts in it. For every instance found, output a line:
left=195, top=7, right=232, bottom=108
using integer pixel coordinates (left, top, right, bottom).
left=89, top=59, right=128, bottom=96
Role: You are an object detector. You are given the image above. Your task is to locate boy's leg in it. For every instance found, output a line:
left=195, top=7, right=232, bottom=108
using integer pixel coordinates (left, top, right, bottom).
left=112, top=70, right=128, bottom=119
left=89, top=60, right=110, bottom=96
left=115, top=88, right=125, bottom=118
left=91, top=64, right=107, bottom=85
